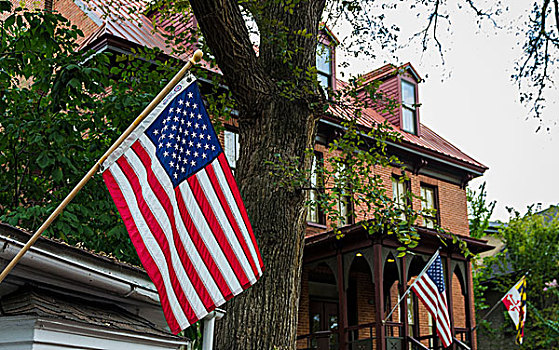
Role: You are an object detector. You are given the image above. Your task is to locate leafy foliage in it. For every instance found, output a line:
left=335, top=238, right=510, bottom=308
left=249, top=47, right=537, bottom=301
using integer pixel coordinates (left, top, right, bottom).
left=266, top=75, right=468, bottom=256
left=467, top=182, right=496, bottom=239
left=476, top=207, right=559, bottom=349
left=0, top=7, right=183, bottom=264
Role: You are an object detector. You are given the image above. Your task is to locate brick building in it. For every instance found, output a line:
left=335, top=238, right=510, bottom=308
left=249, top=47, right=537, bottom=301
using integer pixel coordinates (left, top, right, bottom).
left=294, top=45, right=492, bottom=349
left=9, top=0, right=493, bottom=348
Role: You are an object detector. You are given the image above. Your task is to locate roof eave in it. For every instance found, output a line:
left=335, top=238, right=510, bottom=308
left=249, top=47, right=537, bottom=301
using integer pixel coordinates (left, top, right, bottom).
left=318, top=116, right=487, bottom=176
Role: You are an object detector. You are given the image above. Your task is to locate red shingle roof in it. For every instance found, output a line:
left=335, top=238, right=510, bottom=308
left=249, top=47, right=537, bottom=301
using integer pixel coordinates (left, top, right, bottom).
left=360, top=62, right=423, bottom=85
left=327, top=86, right=486, bottom=171
left=74, top=1, right=484, bottom=172
left=78, top=0, right=193, bottom=61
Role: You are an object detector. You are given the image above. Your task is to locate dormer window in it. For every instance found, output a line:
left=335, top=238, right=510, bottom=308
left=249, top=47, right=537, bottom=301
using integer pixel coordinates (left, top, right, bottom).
left=316, top=43, right=332, bottom=92
left=401, top=80, right=417, bottom=134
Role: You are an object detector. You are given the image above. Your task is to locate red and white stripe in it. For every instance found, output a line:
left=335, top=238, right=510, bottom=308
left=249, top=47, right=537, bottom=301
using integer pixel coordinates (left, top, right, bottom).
left=103, top=134, right=263, bottom=333
left=411, top=273, right=452, bottom=347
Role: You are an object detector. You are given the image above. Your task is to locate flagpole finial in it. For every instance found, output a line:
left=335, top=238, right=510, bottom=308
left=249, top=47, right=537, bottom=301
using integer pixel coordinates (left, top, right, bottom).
left=190, top=50, right=204, bottom=65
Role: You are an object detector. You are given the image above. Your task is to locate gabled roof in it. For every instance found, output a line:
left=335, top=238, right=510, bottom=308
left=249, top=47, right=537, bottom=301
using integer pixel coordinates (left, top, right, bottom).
left=72, top=0, right=484, bottom=173
left=327, top=88, right=487, bottom=172
left=77, top=0, right=192, bottom=60
left=359, top=62, right=423, bottom=85
left=319, top=22, right=340, bottom=45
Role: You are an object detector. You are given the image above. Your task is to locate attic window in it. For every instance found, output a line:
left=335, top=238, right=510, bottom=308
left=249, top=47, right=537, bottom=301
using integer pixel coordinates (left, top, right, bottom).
left=316, top=44, right=332, bottom=93
left=401, top=80, right=417, bottom=134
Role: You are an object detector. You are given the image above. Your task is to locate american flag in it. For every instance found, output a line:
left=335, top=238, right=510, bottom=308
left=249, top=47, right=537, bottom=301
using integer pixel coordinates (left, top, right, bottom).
left=101, top=73, right=264, bottom=334
left=411, top=252, right=452, bottom=348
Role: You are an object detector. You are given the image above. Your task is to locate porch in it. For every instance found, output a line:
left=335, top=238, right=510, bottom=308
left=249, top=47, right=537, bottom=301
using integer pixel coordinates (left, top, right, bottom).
left=296, top=225, right=492, bottom=350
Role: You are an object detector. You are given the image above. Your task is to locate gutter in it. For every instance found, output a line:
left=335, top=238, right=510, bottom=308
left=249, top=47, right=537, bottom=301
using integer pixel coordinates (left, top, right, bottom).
left=0, top=235, right=159, bottom=305
left=319, top=118, right=485, bottom=176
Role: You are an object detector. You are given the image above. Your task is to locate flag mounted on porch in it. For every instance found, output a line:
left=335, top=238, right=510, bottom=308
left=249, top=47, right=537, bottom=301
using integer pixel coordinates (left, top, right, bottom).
left=502, top=276, right=527, bottom=344
left=411, top=252, right=452, bottom=348
left=101, top=73, right=264, bottom=334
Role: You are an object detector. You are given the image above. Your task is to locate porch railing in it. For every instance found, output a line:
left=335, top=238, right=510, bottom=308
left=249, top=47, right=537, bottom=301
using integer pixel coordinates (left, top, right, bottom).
left=408, top=336, right=430, bottom=350
left=454, top=328, right=470, bottom=346
left=347, top=322, right=376, bottom=350
left=296, top=329, right=339, bottom=350
left=297, top=325, right=470, bottom=350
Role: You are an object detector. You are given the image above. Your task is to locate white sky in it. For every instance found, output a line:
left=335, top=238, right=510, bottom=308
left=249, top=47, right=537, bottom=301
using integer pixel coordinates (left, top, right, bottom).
left=332, top=1, right=559, bottom=221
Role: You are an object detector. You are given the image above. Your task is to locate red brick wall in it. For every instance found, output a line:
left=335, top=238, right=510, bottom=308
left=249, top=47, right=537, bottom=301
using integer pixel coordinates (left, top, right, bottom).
left=304, top=142, right=470, bottom=238
left=298, top=267, right=310, bottom=337
left=452, top=271, right=467, bottom=328
left=354, top=271, right=375, bottom=339
left=346, top=163, right=470, bottom=237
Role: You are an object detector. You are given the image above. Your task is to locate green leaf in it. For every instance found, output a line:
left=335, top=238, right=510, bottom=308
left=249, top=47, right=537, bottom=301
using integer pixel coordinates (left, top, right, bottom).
left=36, top=152, right=52, bottom=168
left=52, top=167, right=62, bottom=182
left=0, top=0, right=11, bottom=12
left=5, top=13, right=15, bottom=26
left=68, top=78, right=80, bottom=89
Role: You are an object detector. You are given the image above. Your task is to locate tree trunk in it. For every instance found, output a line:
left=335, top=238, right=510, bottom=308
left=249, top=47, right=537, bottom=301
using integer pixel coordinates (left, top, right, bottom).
left=188, top=0, right=325, bottom=348
left=214, top=96, right=318, bottom=350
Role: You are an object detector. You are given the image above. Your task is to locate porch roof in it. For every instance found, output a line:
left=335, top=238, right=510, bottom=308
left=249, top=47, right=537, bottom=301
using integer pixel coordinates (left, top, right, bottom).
left=305, top=221, right=494, bottom=256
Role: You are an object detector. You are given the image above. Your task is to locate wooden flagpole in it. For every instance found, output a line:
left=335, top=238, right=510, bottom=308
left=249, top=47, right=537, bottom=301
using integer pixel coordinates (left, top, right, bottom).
left=0, top=50, right=204, bottom=284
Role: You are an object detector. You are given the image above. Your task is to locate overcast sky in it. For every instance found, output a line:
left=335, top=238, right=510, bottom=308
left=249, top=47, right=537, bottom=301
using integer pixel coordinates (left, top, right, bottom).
left=332, top=1, right=559, bottom=221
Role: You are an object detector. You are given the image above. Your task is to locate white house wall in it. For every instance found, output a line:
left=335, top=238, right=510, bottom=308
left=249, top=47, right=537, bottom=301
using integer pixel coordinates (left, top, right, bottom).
left=0, top=316, right=186, bottom=350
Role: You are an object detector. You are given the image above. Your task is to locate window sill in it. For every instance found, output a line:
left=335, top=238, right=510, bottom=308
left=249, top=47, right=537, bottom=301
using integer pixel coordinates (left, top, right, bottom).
left=306, top=221, right=327, bottom=230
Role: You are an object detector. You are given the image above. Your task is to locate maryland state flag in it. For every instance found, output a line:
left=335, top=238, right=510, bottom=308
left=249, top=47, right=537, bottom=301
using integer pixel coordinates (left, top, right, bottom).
left=502, top=276, right=527, bottom=344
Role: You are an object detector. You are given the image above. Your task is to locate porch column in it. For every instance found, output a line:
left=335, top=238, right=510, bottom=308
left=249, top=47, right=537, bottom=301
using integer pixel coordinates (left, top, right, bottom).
left=337, top=249, right=348, bottom=349
left=373, top=243, right=385, bottom=350
left=464, top=260, right=475, bottom=350
left=445, top=253, right=455, bottom=349
left=401, top=255, right=409, bottom=350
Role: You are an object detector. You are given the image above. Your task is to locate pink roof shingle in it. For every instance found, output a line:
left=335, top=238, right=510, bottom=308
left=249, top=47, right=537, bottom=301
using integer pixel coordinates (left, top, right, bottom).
left=327, top=86, right=486, bottom=171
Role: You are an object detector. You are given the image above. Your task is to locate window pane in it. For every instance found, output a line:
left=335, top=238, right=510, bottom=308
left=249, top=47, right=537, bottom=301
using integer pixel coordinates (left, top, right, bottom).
left=421, top=186, right=437, bottom=228
left=402, top=108, right=416, bottom=134
left=401, top=80, right=415, bottom=106
left=392, top=177, right=408, bottom=220
left=224, top=130, right=239, bottom=170
left=407, top=294, right=414, bottom=325
left=339, top=195, right=350, bottom=225
left=307, top=154, right=320, bottom=223
left=392, top=178, right=400, bottom=203
left=316, top=45, right=332, bottom=74
left=318, top=73, right=330, bottom=93
left=311, top=313, right=321, bottom=333
left=421, top=187, right=435, bottom=210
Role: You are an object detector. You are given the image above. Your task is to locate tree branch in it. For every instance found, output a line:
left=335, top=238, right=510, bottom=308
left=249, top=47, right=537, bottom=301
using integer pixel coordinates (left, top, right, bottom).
left=554, top=0, right=559, bottom=34
left=188, top=0, right=273, bottom=110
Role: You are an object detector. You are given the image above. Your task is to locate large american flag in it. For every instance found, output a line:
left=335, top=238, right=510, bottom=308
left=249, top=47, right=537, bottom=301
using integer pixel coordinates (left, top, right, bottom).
left=101, top=74, right=264, bottom=334
left=411, top=252, right=452, bottom=348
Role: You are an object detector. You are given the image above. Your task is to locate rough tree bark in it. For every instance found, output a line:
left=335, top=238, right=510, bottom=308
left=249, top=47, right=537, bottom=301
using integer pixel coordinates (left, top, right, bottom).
left=188, top=0, right=326, bottom=348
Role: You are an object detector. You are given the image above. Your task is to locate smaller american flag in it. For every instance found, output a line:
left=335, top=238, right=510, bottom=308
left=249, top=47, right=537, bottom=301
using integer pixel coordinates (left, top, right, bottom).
left=411, top=252, right=452, bottom=348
